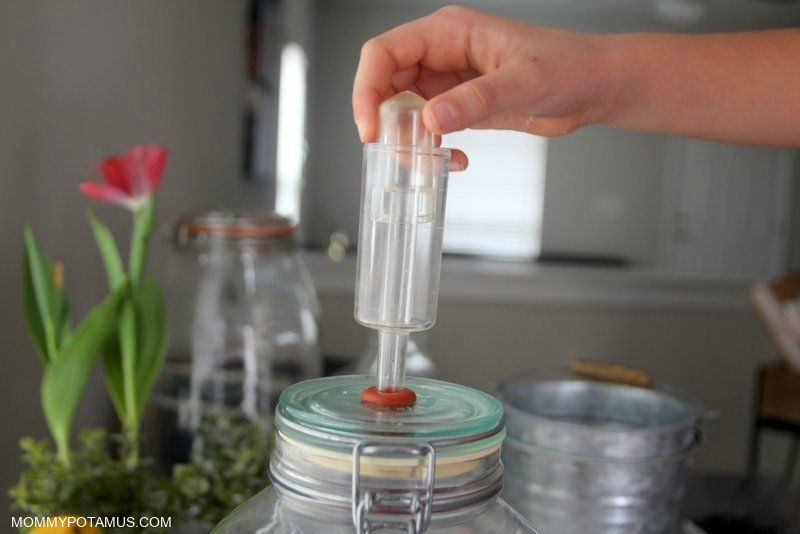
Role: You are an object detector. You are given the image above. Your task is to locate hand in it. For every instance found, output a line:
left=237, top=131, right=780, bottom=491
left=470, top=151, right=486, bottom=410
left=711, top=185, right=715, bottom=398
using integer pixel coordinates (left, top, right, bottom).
left=353, top=6, right=800, bottom=149
left=353, top=5, right=618, bottom=165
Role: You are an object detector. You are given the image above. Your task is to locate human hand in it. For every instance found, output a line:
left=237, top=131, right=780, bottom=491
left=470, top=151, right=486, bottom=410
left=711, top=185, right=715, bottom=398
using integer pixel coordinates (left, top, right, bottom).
left=354, top=6, right=800, bottom=149
left=353, top=5, right=619, bottom=165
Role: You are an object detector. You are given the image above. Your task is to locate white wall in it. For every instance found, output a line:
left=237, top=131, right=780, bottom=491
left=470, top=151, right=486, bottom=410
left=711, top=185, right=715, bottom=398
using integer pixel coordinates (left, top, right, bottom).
left=0, top=0, right=250, bottom=517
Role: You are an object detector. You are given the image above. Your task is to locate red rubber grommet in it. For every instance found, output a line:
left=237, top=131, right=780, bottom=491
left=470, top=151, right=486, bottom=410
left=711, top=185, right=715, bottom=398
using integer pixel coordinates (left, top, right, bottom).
left=361, top=386, right=417, bottom=407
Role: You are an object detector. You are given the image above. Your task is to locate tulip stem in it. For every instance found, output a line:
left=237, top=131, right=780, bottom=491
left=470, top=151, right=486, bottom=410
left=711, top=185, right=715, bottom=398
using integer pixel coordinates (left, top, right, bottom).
left=57, top=446, right=71, bottom=468
left=119, top=196, right=155, bottom=471
left=129, top=198, right=155, bottom=287
left=124, top=430, right=140, bottom=471
left=119, top=299, right=137, bottom=442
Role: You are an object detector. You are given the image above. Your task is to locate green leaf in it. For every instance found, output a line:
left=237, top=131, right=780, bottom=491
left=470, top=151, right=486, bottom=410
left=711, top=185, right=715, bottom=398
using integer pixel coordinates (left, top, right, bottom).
left=86, top=210, right=125, bottom=290
left=53, top=269, right=70, bottom=350
left=42, top=282, right=126, bottom=465
left=102, top=278, right=168, bottom=434
left=119, top=299, right=138, bottom=433
left=133, top=277, right=168, bottom=423
left=102, top=339, right=128, bottom=427
left=57, top=301, right=71, bottom=349
left=23, top=254, right=48, bottom=364
left=23, top=227, right=57, bottom=361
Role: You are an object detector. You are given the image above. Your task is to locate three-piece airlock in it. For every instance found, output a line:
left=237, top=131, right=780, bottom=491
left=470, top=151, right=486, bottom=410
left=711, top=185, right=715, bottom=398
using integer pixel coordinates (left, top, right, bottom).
left=354, top=92, right=451, bottom=405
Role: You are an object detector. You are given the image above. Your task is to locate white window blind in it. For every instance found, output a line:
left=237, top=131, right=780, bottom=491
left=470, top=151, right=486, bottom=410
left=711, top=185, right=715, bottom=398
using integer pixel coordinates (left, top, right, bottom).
left=441, top=129, right=547, bottom=259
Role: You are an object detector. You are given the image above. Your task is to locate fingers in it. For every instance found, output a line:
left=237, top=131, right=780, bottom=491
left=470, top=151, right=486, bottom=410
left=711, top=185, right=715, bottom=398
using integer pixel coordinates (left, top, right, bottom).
left=434, top=136, right=468, bottom=171
left=353, top=25, right=437, bottom=142
left=389, top=65, right=420, bottom=96
left=449, top=149, right=469, bottom=171
left=415, top=66, right=478, bottom=100
left=353, top=43, right=404, bottom=142
left=353, top=10, right=474, bottom=142
left=422, top=61, right=529, bottom=134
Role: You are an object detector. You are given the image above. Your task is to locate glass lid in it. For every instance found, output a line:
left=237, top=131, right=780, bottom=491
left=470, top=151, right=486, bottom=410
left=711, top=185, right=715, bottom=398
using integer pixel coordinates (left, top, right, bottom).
left=278, top=375, right=503, bottom=441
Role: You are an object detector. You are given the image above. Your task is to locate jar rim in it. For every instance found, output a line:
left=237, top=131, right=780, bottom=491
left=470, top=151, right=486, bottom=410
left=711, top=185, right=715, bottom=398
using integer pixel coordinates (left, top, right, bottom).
left=172, top=208, right=295, bottom=246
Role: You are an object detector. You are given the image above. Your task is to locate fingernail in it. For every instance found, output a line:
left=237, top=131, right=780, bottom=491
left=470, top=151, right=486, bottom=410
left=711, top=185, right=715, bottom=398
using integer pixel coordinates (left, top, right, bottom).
left=451, top=158, right=466, bottom=171
left=431, top=101, right=458, bottom=131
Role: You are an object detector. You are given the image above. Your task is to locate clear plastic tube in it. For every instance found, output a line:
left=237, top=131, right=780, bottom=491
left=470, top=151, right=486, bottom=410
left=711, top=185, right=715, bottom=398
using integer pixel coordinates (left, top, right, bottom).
left=376, top=331, right=408, bottom=391
left=354, top=92, right=450, bottom=394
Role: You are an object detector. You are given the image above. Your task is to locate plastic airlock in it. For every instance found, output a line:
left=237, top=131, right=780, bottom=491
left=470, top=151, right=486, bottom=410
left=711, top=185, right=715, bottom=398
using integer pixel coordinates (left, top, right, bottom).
left=354, top=91, right=451, bottom=406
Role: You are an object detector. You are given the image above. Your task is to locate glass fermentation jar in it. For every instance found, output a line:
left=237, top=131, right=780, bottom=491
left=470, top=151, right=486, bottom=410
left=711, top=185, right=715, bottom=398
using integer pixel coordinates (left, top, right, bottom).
left=150, top=209, right=322, bottom=467
left=213, top=376, right=538, bottom=533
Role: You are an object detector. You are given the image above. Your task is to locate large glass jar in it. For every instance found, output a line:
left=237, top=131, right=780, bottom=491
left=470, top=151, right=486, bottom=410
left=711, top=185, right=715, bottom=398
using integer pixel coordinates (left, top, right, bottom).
left=213, top=376, right=538, bottom=533
left=150, top=209, right=322, bottom=468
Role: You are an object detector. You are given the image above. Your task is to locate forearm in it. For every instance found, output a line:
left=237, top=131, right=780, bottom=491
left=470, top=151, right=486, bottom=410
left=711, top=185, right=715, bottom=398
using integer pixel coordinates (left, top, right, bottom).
left=602, top=29, right=800, bottom=147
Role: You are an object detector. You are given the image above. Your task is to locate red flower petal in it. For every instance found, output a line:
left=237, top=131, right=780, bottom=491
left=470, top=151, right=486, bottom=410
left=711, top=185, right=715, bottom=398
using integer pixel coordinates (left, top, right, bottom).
left=142, top=145, right=168, bottom=192
left=82, top=144, right=167, bottom=211
left=122, top=144, right=168, bottom=196
left=99, top=157, right=132, bottom=195
left=79, top=182, right=135, bottom=210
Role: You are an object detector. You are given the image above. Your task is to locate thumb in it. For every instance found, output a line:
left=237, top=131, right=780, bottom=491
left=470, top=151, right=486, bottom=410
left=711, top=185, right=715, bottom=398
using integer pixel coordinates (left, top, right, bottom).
left=423, top=62, right=527, bottom=134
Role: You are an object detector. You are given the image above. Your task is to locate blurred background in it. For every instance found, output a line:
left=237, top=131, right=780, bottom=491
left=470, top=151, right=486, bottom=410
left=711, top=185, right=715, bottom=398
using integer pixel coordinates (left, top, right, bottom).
left=2, top=0, right=800, bottom=527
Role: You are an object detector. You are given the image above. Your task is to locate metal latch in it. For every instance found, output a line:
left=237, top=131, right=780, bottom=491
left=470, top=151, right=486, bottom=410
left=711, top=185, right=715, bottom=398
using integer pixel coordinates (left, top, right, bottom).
left=351, top=440, right=436, bottom=534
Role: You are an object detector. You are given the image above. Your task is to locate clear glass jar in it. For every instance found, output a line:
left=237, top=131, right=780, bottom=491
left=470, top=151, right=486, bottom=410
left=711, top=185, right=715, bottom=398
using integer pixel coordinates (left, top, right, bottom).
left=213, top=376, right=538, bottom=533
left=149, top=209, right=322, bottom=467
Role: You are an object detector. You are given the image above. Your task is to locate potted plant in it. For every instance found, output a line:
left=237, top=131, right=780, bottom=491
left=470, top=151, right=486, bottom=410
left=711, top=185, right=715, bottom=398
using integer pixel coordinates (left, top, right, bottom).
left=10, top=145, right=271, bottom=533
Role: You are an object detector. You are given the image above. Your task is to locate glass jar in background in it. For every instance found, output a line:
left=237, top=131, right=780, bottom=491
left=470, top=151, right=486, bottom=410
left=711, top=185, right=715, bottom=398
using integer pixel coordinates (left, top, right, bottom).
left=150, top=209, right=322, bottom=469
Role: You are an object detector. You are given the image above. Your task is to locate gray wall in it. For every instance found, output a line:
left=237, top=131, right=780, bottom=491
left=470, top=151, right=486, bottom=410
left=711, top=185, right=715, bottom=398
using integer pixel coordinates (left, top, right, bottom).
left=2, top=0, right=800, bottom=522
left=0, top=0, right=250, bottom=516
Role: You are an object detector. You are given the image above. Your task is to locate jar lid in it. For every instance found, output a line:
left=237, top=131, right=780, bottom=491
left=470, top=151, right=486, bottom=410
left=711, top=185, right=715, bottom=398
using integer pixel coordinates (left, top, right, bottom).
left=173, top=208, right=294, bottom=245
left=276, top=376, right=504, bottom=456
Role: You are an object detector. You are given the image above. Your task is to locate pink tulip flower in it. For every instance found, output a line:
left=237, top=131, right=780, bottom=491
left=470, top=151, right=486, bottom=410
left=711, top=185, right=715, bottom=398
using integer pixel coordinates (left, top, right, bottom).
left=80, top=144, right=168, bottom=211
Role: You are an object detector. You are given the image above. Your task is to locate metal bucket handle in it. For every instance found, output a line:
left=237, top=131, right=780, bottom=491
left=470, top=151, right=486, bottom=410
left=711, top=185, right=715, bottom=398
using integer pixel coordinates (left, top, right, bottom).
left=570, top=359, right=653, bottom=388
left=569, top=359, right=720, bottom=422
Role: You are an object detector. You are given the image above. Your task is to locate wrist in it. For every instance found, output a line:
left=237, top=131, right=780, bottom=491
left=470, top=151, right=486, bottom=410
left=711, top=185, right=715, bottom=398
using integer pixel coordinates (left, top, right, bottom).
left=589, top=33, right=640, bottom=127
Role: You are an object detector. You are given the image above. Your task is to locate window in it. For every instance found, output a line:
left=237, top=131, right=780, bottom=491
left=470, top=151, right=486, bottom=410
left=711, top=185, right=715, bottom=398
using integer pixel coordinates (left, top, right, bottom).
left=275, top=42, right=308, bottom=223
left=441, top=129, right=547, bottom=259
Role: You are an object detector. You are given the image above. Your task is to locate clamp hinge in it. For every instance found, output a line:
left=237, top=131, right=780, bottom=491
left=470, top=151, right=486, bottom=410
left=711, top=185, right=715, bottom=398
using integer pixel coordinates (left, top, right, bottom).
left=351, top=440, right=436, bottom=534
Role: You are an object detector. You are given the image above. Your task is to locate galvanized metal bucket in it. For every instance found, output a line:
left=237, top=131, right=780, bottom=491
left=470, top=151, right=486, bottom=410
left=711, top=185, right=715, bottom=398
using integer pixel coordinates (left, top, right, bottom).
left=496, top=365, right=702, bottom=534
